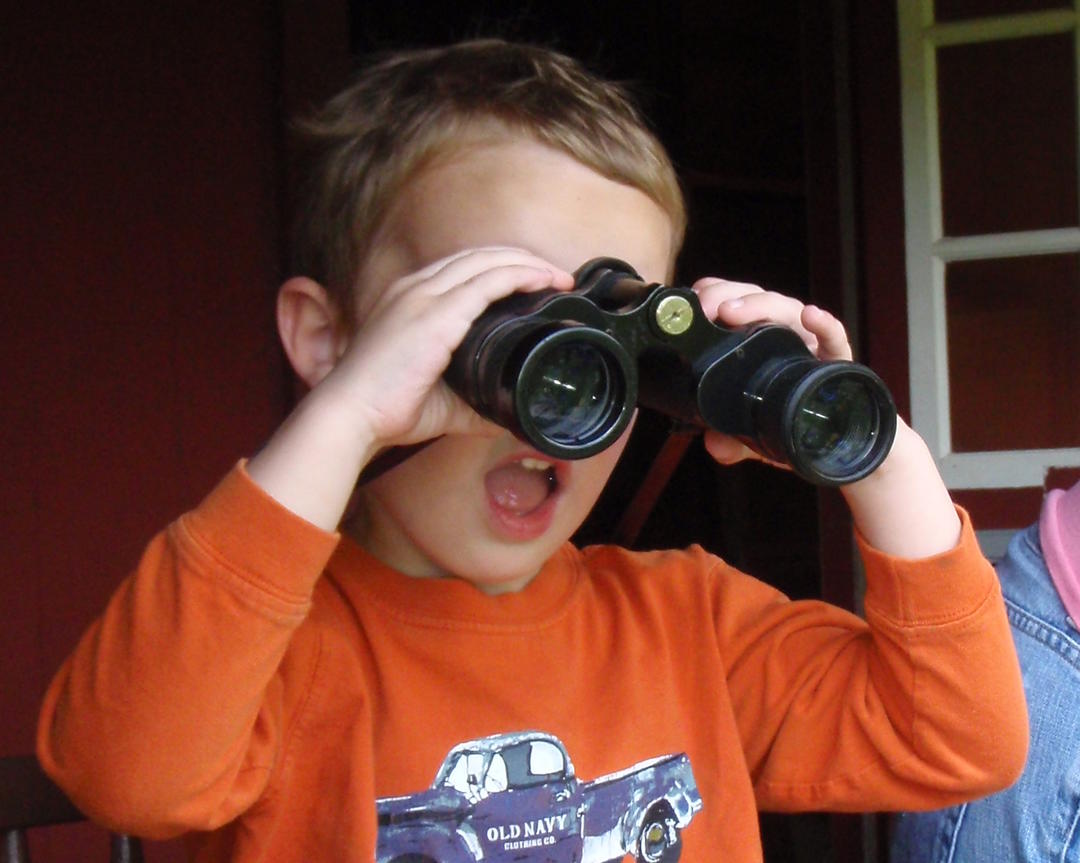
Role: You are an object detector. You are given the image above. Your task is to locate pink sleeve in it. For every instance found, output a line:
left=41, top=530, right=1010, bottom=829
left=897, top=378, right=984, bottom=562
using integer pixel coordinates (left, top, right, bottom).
left=1040, top=482, right=1080, bottom=624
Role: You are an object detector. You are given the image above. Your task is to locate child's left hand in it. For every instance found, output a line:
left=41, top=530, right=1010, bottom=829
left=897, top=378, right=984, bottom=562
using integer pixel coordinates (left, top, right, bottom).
left=690, top=277, right=852, bottom=469
left=691, top=275, right=963, bottom=558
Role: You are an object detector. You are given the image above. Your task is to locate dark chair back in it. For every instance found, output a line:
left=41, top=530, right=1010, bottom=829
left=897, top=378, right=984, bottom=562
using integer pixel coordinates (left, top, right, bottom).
left=0, top=755, right=144, bottom=863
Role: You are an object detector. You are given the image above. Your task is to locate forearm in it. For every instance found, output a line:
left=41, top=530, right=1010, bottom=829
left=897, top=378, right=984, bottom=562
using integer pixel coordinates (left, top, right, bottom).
left=748, top=513, right=1028, bottom=810
left=854, top=512, right=1028, bottom=804
left=247, top=386, right=378, bottom=532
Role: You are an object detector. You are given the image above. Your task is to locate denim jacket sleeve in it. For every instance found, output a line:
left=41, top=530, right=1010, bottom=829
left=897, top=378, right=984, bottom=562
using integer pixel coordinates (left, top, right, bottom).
left=891, top=524, right=1080, bottom=863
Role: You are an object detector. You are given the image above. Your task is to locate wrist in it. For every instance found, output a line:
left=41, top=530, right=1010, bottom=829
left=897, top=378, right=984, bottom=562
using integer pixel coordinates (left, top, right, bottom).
left=841, top=419, right=962, bottom=558
left=247, top=387, right=380, bottom=531
left=850, top=419, right=929, bottom=487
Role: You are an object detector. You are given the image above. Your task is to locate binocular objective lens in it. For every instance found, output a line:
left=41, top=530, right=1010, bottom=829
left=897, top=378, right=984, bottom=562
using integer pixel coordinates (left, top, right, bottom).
left=523, top=342, right=617, bottom=446
left=792, top=376, right=878, bottom=477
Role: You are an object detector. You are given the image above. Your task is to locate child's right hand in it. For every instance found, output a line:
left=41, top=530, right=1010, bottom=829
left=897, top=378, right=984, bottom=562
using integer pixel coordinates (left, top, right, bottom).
left=247, top=248, right=574, bottom=530
left=327, top=247, right=574, bottom=452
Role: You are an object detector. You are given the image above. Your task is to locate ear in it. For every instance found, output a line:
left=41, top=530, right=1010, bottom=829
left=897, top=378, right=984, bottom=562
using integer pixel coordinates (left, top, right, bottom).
left=276, top=277, right=348, bottom=389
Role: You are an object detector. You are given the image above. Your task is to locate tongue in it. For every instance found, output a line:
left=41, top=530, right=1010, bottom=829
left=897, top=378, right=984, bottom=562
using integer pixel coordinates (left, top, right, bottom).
left=485, top=464, right=552, bottom=515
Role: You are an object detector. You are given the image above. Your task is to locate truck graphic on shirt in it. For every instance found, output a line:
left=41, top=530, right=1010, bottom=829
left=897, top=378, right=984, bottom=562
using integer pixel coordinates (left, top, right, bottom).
left=376, top=730, right=702, bottom=863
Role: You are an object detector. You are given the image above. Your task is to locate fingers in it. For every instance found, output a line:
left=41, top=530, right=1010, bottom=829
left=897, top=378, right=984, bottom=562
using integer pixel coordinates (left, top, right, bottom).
left=438, top=263, right=568, bottom=328
left=354, top=246, right=574, bottom=371
left=429, top=246, right=575, bottom=290
left=693, top=277, right=853, bottom=361
left=375, top=247, right=574, bottom=311
left=690, top=277, right=765, bottom=321
left=699, top=283, right=817, bottom=349
left=801, top=304, right=852, bottom=361
left=381, top=259, right=566, bottom=362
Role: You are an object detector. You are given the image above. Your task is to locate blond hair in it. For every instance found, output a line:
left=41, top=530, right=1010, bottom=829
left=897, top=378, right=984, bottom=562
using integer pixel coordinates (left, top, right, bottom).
left=289, top=38, right=685, bottom=312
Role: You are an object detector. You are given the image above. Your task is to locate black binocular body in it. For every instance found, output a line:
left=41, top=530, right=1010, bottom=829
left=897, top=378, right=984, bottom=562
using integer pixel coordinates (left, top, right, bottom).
left=445, top=258, right=897, bottom=486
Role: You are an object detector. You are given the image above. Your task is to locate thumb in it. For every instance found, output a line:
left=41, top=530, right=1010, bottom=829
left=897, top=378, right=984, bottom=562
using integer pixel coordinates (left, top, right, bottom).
left=703, top=431, right=790, bottom=472
left=440, top=392, right=503, bottom=439
left=703, top=432, right=757, bottom=465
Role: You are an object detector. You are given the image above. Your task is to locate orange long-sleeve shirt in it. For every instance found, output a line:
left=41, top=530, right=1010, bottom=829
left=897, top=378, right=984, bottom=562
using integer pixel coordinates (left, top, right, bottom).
left=38, top=465, right=1027, bottom=861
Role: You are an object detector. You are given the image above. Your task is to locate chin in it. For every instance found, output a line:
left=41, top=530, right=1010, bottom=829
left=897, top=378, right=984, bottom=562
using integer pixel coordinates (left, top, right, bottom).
left=445, top=545, right=553, bottom=595
left=471, top=574, right=536, bottom=596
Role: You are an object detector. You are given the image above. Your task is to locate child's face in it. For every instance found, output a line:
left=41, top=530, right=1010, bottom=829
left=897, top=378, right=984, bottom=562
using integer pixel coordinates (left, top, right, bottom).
left=352, top=137, right=674, bottom=593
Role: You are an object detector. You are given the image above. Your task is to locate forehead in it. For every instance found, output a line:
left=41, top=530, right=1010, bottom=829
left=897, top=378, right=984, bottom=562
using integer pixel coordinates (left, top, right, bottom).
left=357, top=139, right=675, bottom=310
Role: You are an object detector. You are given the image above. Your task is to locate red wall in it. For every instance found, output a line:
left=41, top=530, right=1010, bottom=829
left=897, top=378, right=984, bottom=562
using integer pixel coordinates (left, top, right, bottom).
left=1, top=2, right=345, bottom=858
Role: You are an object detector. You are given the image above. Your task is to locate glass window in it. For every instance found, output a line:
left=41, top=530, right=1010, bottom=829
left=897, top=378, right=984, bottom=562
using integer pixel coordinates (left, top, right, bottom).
left=497, top=739, right=565, bottom=788
left=485, top=755, right=508, bottom=794
left=528, top=740, right=566, bottom=777
left=946, top=253, right=1080, bottom=452
left=937, top=33, right=1077, bottom=236
left=443, top=752, right=485, bottom=794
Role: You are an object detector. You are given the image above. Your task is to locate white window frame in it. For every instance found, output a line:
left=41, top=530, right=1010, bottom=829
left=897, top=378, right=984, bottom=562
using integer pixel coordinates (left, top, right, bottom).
left=896, top=2, right=1080, bottom=490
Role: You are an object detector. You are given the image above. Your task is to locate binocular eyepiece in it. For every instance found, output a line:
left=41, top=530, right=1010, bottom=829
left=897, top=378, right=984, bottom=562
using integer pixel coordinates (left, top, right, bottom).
left=445, top=258, right=897, bottom=486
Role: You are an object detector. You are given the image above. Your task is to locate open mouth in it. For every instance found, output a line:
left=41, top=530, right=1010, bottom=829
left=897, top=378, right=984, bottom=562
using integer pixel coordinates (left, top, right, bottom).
left=484, top=456, right=559, bottom=518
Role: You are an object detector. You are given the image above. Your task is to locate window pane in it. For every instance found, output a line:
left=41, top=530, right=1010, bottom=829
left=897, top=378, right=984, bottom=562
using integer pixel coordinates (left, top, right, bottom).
left=935, top=0, right=1069, bottom=20
left=528, top=741, right=564, bottom=776
left=937, top=34, right=1077, bottom=236
left=946, top=254, right=1080, bottom=452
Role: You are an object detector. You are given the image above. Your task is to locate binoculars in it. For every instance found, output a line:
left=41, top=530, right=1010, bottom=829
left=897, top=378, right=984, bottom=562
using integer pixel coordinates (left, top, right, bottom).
left=445, top=257, right=896, bottom=486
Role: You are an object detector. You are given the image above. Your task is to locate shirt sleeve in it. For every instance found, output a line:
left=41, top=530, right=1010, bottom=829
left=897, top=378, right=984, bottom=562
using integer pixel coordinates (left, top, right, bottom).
left=36, top=463, right=340, bottom=838
left=718, top=508, right=1028, bottom=812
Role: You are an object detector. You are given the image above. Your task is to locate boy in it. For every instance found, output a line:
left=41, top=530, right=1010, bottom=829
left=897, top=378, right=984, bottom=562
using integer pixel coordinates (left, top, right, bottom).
left=37, top=39, right=1027, bottom=862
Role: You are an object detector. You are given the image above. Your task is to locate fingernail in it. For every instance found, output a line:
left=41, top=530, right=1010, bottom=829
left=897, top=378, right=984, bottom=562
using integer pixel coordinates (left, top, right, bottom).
left=722, top=298, right=745, bottom=309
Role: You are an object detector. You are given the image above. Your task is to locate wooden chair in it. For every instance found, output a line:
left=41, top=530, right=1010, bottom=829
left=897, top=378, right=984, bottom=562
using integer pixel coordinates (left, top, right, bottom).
left=0, top=755, right=144, bottom=863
